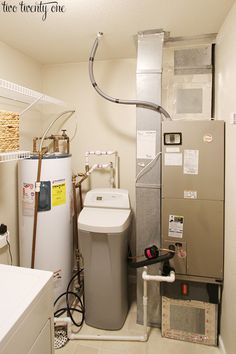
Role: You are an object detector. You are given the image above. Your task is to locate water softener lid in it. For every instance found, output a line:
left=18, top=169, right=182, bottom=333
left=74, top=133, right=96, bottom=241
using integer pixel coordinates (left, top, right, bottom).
left=83, top=188, right=130, bottom=209
left=78, top=207, right=131, bottom=233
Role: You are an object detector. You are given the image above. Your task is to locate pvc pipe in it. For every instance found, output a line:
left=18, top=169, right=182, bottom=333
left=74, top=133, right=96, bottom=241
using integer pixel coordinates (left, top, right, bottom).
left=85, top=150, right=116, bottom=156
left=114, top=152, right=119, bottom=188
left=55, top=315, right=147, bottom=342
left=54, top=317, right=71, bottom=325
left=69, top=334, right=147, bottom=341
left=143, top=277, right=148, bottom=340
left=86, top=163, right=112, bottom=176
left=55, top=268, right=175, bottom=343
left=84, top=150, right=118, bottom=187
left=142, top=270, right=175, bottom=283
left=109, top=162, right=114, bottom=188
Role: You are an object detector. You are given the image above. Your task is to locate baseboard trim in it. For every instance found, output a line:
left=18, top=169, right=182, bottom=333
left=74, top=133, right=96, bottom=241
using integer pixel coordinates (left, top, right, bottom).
left=219, top=335, right=227, bottom=354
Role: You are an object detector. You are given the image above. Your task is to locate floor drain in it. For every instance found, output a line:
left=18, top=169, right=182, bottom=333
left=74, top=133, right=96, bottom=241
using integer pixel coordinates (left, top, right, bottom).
left=54, top=327, right=68, bottom=349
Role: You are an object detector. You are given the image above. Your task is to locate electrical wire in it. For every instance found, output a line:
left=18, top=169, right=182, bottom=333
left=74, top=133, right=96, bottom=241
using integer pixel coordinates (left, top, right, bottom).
left=160, top=248, right=176, bottom=254
left=136, top=152, right=162, bottom=182
left=128, top=246, right=175, bottom=268
left=128, top=247, right=176, bottom=260
left=54, top=269, right=84, bottom=327
left=6, top=231, right=13, bottom=266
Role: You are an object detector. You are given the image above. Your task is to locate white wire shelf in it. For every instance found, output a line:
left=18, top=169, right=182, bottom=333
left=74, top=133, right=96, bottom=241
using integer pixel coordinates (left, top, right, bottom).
left=0, top=79, right=73, bottom=162
left=0, top=78, right=66, bottom=106
left=0, top=151, right=30, bottom=163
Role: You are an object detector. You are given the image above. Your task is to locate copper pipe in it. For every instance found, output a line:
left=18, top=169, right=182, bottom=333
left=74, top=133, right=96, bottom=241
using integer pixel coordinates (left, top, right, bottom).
left=31, top=152, right=43, bottom=268
left=61, top=130, right=70, bottom=154
left=33, top=133, right=70, bottom=154
left=74, top=173, right=89, bottom=210
left=33, top=137, right=38, bottom=153
left=75, top=174, right=89, bottom=188
left=66, top=137, right=70, bottom=154
left=54, top=137, right=59, bottom=152
left=78, top=183, right=83, bottom=210
left=72, top=178, right=81, bottom=284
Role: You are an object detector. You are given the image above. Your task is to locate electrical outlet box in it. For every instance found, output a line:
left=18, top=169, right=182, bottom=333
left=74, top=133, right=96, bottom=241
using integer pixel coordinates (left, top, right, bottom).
left=230, top=112, right=236, bottom=125
left=0, top=233, right=7, bottom=248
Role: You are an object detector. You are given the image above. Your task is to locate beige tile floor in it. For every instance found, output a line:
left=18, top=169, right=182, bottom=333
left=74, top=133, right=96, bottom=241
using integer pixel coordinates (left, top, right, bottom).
left=56, top=299, right=220, bottom=354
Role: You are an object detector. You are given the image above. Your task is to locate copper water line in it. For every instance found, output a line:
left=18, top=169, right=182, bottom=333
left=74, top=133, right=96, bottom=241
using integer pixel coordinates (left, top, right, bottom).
left=78, top=184, right=83, bottom=210
left=33, top=134, right=70, bottom=154
left=75, top=174, right=89, bottom=211
left=31, top=151, right=43, bottom=268
left=72, top=176, right=81, bottom=284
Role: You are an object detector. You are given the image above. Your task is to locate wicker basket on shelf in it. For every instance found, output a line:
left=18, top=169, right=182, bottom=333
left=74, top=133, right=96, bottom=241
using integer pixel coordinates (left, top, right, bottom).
left=0, top=110, right=19, bottom=152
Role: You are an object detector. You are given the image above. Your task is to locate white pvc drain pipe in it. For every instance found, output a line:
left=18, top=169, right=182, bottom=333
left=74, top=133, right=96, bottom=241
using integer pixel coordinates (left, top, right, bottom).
left=54, top=267, right=175, bottom=342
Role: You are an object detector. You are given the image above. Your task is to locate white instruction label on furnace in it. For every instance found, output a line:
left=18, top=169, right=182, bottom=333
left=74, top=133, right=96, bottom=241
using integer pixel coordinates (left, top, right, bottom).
left=166, top=147, right=180, bottom=153
left=22, top=183, right=35, bottom=216
left=184, top=190, right=197, bottom=199
left=137, top=130, right=156, bottom=159
left=168, top=215, right=184, bottom=238
left=184, top=149, right=199, bottom=174
left=164, top=153, right=182, bottom=166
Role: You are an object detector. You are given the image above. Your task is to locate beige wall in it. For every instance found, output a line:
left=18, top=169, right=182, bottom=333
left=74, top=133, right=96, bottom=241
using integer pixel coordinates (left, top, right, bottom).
left=42, top=60, right=136, bottom=209
left=0, top=41, right=42, bottom=265
left=0, top=47, right=136, bottom=265
left=215, top=3, right=236, bottom=353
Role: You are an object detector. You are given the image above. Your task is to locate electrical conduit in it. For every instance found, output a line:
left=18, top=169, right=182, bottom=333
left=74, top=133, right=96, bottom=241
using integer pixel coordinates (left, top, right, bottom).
left=89, top=32, right=171, bottom=120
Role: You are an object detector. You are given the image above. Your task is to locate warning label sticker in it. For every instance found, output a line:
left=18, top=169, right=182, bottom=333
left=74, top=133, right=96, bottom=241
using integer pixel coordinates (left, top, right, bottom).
left=168, top=215, right=184, bottom=238
left=184, top=150, right=199, bottom=175
left=52, top=179, right=66, bottom=207
left=184, top=190, right=197, bottom=199
left=22, top=183, right=35, bottom=216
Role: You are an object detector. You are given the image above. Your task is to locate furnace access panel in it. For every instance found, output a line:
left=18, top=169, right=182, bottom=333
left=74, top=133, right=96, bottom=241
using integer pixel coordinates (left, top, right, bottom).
left=162, top=120, right=224, bottom=283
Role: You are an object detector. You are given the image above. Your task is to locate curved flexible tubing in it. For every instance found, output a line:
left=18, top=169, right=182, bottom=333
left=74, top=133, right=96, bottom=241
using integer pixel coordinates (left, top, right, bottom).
left=56, top=112, right=78, bottom=142
left=72, top=178, right=82, bottom=284
left=89, top=33, right=171, bottom=120
left=136, top=152, right=162, bottom=182
left=39, top=110, right=75, bottom=152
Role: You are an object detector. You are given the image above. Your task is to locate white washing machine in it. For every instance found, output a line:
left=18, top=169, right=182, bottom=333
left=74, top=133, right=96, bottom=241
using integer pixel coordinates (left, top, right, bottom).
left=78, top=188, right=132, bottom=330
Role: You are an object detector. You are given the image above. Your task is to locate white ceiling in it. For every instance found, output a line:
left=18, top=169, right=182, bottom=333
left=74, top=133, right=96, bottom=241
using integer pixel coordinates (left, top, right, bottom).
left=0, top=0, right=235, bottom=64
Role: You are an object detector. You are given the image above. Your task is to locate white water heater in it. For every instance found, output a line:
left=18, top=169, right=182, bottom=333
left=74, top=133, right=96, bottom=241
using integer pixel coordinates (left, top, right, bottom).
left=18, top=154, right=73, bottom=303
